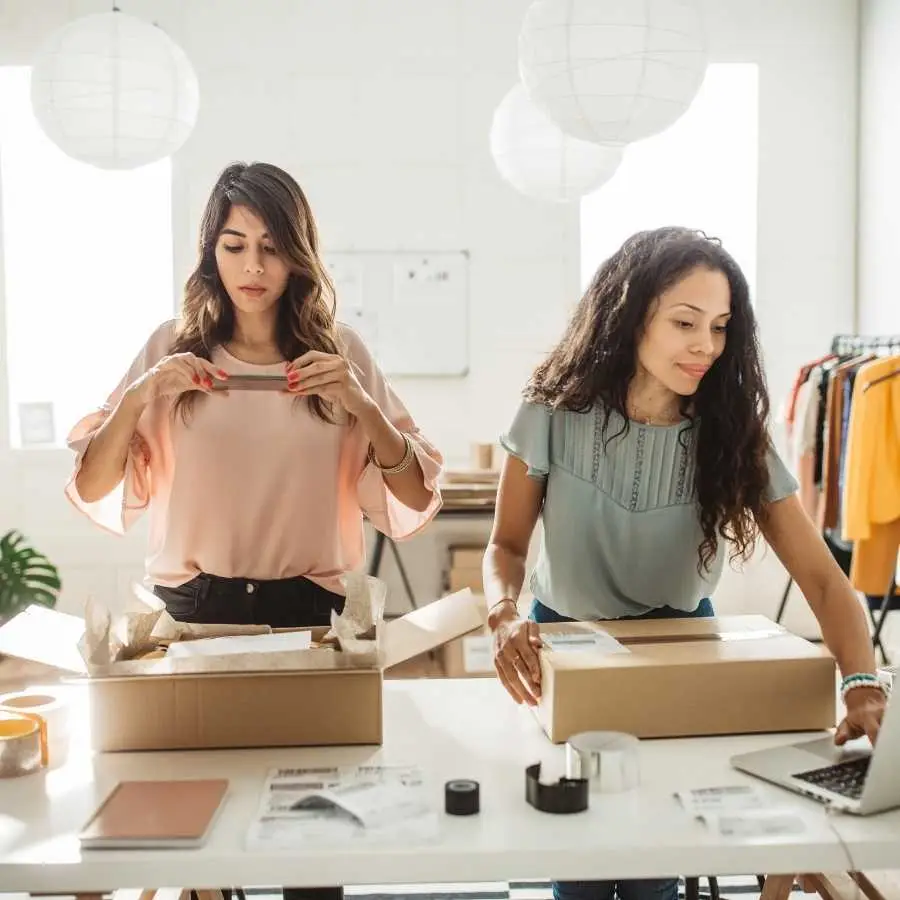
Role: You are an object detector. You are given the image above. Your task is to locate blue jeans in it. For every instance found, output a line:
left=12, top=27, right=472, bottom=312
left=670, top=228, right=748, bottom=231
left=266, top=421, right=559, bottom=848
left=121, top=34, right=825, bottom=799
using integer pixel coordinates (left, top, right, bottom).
left=530, top=596, right=715, bottom=900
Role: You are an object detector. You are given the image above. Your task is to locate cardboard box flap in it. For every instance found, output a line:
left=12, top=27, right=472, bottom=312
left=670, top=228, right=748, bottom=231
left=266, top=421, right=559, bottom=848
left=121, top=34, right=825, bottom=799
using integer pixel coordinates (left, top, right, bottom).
left=0, top=605, right=88, bottom=675
left=382, top=589, right=485, bottom=669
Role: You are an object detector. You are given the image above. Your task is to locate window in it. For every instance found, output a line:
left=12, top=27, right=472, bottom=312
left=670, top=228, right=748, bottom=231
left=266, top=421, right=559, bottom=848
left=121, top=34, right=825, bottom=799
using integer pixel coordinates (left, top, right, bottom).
left=0, top=66, right=174, bottom=447
left=580, top=64, right=759, bottom=297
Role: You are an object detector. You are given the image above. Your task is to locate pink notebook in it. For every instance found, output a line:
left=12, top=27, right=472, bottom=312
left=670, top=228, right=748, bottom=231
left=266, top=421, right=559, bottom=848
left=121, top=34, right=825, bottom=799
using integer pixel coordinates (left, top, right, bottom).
left=79, top=779, right=229, bottom=849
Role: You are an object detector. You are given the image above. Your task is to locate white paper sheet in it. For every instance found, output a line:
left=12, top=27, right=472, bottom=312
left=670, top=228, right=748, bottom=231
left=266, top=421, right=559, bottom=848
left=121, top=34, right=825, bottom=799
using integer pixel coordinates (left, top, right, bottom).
left=675, top=785, right=808, bottom=839
left=246, top=765, right=438, bottom=850
left=675, top=784, right=769, bottom=815
left=707, top=810, right=808, bottom=838
left=167, top=630, right=312, bottom=659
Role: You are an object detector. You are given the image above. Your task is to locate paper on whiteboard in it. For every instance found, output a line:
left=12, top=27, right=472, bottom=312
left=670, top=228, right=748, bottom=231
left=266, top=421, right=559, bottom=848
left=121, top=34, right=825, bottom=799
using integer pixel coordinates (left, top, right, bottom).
left=328, top=255, right=364, bottom=310
left=167, top=630, right=312, bottom=659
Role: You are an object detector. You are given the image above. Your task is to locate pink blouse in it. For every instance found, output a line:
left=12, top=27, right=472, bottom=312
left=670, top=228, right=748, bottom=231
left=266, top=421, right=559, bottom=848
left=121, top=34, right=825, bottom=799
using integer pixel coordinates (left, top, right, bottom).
left=65, top=320, right=443, bottom=594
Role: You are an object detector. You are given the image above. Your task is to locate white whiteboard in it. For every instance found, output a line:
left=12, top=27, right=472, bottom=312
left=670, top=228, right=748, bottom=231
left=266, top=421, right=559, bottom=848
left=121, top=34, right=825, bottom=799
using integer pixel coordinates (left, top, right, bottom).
left=326, top=251, right=469, bottom=377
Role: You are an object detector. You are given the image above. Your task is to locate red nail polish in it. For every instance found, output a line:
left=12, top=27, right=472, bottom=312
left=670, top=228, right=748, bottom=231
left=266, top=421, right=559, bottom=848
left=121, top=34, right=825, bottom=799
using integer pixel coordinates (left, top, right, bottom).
left=192, top=374, right=200, bottom=384
left=218, top=369, right=228, bottom=378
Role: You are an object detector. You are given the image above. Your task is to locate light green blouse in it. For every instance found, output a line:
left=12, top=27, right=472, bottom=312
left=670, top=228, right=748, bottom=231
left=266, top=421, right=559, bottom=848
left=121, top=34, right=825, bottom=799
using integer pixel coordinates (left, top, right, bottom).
left=501, top=401, right=798, bottom=619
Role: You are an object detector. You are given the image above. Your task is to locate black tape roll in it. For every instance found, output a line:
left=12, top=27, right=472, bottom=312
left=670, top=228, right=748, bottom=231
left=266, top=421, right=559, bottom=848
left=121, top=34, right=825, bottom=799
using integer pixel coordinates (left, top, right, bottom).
left=445, top=779, right=480, bottom=815
left=525, top=763, right=588, bottom=814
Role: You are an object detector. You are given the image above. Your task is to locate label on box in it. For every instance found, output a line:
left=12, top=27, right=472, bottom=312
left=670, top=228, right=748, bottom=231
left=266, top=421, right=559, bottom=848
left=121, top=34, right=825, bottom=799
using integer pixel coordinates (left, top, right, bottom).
left=543, top=631, right=629, bottom=656
left=462, top=630, right=630, bottom=673
left=462, top=636, right=495, bottom=674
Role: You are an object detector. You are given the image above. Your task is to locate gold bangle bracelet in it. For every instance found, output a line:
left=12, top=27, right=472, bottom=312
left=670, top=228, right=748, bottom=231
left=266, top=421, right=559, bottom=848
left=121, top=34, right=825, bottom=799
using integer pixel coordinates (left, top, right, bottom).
left=368, top=433, right=414, bottom=475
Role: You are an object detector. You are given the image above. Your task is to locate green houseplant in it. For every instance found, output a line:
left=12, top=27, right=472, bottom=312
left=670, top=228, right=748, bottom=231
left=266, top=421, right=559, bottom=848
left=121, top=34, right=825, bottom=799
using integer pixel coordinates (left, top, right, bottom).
left=0, top=529, right=61, bottom=625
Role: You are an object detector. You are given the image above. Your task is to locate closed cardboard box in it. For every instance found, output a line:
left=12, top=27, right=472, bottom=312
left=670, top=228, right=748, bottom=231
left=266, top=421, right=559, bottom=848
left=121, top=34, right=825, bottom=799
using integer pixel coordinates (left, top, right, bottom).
left=450, top=547, right=485, bottom=569
left=0, top=590, right=483, bottom=751
left=449, top=568, right=484, bottom=593
left=440, top=627, right=496, bottom=677
left=447, top=546, right=485, bottom=594
left=534, top=615, right=836, bottom=742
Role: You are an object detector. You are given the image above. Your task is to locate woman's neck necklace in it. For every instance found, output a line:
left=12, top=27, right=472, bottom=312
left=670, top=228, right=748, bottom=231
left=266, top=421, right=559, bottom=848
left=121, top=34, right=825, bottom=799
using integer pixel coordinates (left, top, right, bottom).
left=626, top=403, right=684, bottom=426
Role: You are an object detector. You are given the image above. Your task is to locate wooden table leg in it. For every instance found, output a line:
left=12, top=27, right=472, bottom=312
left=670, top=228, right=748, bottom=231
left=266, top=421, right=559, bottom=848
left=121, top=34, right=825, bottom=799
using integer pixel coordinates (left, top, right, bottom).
left=762, top=875, right=799, bottom=900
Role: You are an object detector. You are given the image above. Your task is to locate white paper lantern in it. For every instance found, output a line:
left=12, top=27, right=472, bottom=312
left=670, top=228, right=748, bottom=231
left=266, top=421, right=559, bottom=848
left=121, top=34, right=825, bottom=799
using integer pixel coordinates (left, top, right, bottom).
left=490, top=84, right=623, bottom=204
left=30, top=12, right=199, bottom=170
left=519, top=0, right=707, bottom=145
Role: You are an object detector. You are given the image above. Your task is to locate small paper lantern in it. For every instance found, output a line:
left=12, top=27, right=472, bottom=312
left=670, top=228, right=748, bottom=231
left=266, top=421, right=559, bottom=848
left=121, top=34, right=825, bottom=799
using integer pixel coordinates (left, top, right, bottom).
left=518, top=0, right=707, bottom=145
left=30, top=11, right=199, bottom=170
left=490, top=84, right=623, bottom=203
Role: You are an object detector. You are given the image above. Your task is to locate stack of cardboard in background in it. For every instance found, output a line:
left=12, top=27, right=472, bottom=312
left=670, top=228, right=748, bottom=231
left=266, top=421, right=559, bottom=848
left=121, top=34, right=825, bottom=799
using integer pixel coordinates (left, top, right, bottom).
left=447, top=545, right=484, bottom=593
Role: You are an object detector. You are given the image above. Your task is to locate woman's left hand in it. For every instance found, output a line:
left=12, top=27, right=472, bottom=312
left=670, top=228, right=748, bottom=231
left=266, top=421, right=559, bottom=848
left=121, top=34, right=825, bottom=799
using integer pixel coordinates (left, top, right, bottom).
left=285, top=351, right=372, bottom=416
left=835, top=686, right=887, bottom=746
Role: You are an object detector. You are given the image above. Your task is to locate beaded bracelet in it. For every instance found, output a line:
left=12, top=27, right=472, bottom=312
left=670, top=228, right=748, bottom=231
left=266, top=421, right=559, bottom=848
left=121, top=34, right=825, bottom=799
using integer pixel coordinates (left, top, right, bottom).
left=368, top=433, right=414, bottom=475
left=840, top=672, right=890, bottom=701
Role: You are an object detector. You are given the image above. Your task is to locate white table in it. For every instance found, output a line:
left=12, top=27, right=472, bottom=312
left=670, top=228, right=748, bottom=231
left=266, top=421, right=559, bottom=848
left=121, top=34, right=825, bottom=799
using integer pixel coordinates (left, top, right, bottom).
left=0, top=678, right=898, bottom=892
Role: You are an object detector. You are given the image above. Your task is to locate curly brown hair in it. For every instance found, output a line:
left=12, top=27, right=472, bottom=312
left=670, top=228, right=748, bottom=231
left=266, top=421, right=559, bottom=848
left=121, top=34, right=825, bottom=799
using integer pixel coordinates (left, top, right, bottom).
left=170, top=161, right=342, bottom=423
left=526, top=226, right=772, bottom=573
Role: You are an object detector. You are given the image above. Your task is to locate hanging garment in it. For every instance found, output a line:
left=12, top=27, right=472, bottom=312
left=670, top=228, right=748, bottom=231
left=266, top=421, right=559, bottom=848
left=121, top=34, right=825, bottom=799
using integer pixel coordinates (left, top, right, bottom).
left=842, top=355, right=900, bottom=595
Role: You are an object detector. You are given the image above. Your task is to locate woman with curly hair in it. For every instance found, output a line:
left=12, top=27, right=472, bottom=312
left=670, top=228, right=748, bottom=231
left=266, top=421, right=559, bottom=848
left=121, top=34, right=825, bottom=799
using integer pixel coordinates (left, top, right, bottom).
left=484, top=227, right=886, bottom=900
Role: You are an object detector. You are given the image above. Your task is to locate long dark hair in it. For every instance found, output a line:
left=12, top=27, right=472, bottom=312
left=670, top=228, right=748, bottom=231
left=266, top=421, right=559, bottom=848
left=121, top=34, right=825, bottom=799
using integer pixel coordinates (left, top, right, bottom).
left=527, top=226, right=771, bottom=572
left=171, top=161, right=341, bottom=423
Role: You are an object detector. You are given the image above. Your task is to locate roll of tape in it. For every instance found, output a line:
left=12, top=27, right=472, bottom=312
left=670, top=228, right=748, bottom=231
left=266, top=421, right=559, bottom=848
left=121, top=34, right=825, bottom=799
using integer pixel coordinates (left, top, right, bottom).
left=0, top=711, right=45, bottom=778
left=445, top=779, right=480, bottom=816
left=565, top=731, right=640, bottom=793
left=0, top=690, right=71, bottom=769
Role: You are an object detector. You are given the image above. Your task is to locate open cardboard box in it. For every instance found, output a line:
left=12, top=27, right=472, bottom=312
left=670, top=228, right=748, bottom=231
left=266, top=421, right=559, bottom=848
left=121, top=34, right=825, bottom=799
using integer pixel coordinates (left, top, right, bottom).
left=534, top=614, right=837, bottom=742
left=0, top=588, right=484, bottom=751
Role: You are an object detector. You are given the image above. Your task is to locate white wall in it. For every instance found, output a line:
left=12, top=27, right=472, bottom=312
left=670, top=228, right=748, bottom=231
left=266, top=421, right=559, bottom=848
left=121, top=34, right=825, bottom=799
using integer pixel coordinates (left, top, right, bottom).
left=858, top=0, right=900, bottom=334
left=0, top=0, right=860, bottom=631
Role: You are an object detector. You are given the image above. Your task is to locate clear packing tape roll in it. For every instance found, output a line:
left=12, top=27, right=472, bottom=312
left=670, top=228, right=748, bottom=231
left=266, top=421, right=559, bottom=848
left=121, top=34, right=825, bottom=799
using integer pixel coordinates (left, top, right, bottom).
left=565, top=731, right=641, bottom=793
left=0, top=689, right=72, bottom=772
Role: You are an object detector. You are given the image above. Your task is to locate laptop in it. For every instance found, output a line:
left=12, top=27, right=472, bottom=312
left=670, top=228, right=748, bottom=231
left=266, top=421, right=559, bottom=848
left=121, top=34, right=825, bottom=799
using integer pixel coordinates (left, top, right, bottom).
left=730, top=691, right=900, bottom=815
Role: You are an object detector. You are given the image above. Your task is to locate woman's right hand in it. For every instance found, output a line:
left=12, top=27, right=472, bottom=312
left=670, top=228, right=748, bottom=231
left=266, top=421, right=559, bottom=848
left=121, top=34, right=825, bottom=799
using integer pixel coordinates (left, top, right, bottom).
left=493, top=617, right=544, bottom=706
left=128, top=353, right=229, bottom=405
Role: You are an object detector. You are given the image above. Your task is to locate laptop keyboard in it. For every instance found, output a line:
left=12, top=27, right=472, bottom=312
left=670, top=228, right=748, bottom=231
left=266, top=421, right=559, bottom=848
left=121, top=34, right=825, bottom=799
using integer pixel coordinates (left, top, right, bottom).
left=793, top=756, right=870, bottom=800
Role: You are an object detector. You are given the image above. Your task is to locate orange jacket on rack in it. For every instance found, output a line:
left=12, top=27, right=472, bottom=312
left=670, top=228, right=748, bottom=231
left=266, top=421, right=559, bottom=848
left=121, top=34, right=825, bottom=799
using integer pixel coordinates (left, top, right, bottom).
left=842, top=356, right=900, bottom=596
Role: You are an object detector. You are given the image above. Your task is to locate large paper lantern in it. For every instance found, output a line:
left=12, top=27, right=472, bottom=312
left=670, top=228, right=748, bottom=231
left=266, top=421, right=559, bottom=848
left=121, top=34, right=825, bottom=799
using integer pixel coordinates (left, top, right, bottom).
left=519, top=0, right=707, bottom=145
left=490, top=84, right=623, bottom=203
left=30, top=12, right=199, bottom=170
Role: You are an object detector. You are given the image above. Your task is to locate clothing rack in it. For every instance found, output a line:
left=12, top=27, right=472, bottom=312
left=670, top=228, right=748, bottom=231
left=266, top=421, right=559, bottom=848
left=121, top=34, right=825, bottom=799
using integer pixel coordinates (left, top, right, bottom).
left=775, top=334, right=899, bottom=664
left=830, top=333, right=900, bottom=355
